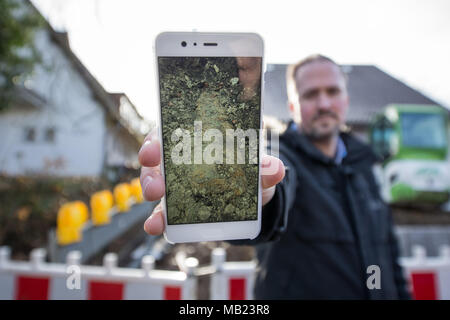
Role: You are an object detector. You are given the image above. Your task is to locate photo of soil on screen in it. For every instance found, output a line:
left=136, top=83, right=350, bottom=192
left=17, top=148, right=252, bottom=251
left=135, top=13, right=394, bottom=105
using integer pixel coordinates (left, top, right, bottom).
left=159, top=57, right=261, bottom=224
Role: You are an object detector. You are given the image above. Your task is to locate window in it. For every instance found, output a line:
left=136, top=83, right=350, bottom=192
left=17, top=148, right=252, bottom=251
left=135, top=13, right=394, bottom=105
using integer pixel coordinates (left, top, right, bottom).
left=371, top=117, right=395, bottom=159
left=400, top=113, right=447, bottom=149
left=45, top=127, right=56, bottom=143
left=24, top=127, right=36, bottom=142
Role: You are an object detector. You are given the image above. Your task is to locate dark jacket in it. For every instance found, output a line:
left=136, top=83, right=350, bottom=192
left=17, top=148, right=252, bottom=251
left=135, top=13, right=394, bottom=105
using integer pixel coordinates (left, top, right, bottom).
left=231, top=126, right=411, bottom=300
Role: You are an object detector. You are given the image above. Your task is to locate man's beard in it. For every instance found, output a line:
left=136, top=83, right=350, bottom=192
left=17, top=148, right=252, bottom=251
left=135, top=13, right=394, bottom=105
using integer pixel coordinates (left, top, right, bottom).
left=306, top=125, right=339, bottom=142
left=303, top=111, right=340, bottom=142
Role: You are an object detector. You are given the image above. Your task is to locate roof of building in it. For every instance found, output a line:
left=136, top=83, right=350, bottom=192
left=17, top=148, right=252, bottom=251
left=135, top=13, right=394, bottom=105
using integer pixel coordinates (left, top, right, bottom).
left=109, top=92, right=141, bottom=119
left=28, top=2, right=147, bottom=144
left=49, top=30, right=146, bottom=143
left=263, top=64, right=445, bottom=125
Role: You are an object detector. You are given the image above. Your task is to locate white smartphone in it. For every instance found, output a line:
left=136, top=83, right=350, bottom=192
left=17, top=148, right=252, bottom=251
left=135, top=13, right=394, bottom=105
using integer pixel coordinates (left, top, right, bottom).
left=154, top=32, right=264, bottom=243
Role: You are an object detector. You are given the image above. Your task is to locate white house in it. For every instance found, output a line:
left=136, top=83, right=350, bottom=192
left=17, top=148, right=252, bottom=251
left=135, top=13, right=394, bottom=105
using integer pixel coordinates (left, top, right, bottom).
left=0, top=4, right=150, bottom=178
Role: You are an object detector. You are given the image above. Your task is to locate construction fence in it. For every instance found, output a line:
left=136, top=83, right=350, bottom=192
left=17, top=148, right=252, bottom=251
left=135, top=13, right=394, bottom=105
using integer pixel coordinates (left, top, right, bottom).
left=1, top=245, right=449, bottom=300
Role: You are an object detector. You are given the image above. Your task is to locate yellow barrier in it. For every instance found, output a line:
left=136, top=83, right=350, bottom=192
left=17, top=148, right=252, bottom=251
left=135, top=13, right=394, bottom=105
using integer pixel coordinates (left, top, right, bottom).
left=130, top=178, right=144, bottom=203
left=73, top=200, right=89, bottom=224
left=56, top=202, right=85, bottom=245
left=114, top=183, right=132, bottom=212
left=90, top=190, right=113, bottom=226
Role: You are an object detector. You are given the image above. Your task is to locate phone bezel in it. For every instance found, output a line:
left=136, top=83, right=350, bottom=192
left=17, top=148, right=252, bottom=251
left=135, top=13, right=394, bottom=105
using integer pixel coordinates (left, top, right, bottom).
left=154, top=32, right=264, bottom=243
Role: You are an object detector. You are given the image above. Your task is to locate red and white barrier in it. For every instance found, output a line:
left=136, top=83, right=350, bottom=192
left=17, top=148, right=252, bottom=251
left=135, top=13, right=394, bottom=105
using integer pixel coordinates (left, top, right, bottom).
left=0, top=246, right=197, bottom=300
left=210, top=248, right=256, bottom=300
left=400, top=245, right=450, bottom=300
left=3, top=245, right=449, bottom=300
left=210, top=246, right=450, bottom=300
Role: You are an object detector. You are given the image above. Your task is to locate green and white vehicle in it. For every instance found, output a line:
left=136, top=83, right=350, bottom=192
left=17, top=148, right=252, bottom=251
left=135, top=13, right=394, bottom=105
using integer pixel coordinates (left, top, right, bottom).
left=370, top=104, right=450, bottom=205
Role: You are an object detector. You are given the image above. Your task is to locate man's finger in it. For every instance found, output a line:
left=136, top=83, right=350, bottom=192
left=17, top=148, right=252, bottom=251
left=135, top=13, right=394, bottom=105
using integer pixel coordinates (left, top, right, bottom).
left=144, top=203, right=165, bottom=235
left=140, top=166, right=165, bottom=202
left=262, top=186, right=276, bottom=206
left=261, top=155, right=285, bottom=189
left=138, top=138, right=161, bottom=168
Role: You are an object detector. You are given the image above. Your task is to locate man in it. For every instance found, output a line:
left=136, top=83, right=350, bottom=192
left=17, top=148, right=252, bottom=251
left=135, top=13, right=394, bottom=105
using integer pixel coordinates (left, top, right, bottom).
left=138, top=54, right=411, bottom=299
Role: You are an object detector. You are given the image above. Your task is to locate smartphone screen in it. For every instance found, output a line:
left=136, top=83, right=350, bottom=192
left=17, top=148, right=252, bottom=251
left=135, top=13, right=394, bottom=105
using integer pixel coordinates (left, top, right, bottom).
left=158, top=56, right=262, bottom=225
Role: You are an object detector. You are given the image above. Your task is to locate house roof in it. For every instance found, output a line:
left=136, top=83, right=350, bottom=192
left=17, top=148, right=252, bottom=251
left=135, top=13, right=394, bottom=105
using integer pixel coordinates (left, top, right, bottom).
left=12, top=86, right=46, bottom=110
left=263, top=64, right=445, bottom=125
left=109, top=92, right=143, bottom=120
left=49, top=30, right=145, bottom=144
left=29, top=2, right=146, bottom=144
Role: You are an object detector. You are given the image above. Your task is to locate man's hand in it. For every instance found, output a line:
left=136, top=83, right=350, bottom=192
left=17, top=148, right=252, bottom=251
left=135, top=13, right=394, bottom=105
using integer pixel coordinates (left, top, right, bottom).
left=139, top=129, right=285, bottom=235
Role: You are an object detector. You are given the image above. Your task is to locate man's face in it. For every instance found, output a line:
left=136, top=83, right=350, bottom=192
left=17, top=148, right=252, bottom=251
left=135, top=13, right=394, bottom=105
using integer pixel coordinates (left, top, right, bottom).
left=294, top=61, right=349, bottom=141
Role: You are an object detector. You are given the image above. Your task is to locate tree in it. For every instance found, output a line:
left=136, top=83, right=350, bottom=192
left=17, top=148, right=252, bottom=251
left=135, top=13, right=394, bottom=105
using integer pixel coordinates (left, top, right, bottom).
left=0, top=0, right=43, bottom=111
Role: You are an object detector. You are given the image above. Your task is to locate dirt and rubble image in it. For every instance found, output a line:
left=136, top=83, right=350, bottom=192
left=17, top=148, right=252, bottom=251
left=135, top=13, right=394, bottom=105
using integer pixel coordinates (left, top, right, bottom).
left=158, top=57, right=262, bottom=225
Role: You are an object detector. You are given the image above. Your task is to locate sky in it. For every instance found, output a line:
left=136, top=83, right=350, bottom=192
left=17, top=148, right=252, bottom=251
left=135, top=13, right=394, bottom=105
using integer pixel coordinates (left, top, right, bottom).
left=31, top=0, right=450, bottom=123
